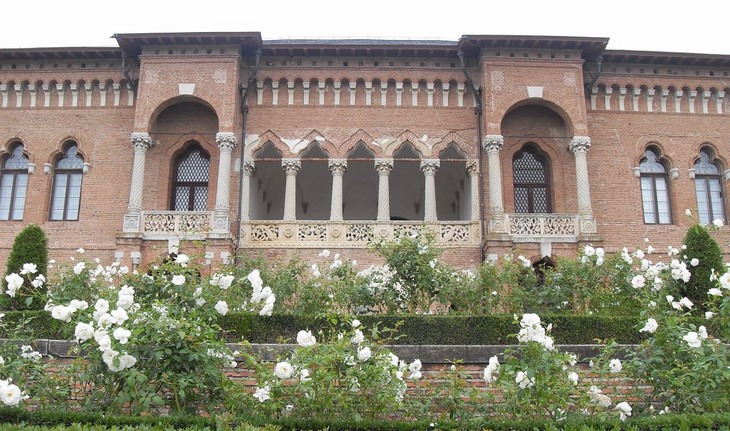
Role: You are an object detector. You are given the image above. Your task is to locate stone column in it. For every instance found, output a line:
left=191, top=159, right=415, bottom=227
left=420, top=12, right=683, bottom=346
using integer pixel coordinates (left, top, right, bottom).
left=375, top=160, right=393, bottom=221
left=569, top=136, right=597, bottom=234
left=421, top=159, right=440, bottom=221
left=483, top=135, right=506, bottom=232
left=282, top=159, right=301, bottom=221
left=329, top=160, right=347, bottom=221
left=466, top=161, right=479, bottom=221
left=213, top=132, right=237, bottom=233
left=240, top=161, right=255, bottom=221
left=123, top=132, right=155, bottom=232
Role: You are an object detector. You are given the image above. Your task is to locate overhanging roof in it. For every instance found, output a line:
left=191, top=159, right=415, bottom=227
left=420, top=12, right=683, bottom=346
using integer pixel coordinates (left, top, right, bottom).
left=113, top=32, right=263, bottom=56
left=458, top=35, right=610, bottom=60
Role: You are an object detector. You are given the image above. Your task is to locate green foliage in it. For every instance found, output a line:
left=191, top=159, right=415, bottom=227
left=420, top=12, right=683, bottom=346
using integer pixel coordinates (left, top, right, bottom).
left=3, top=224, right=48, bottom=310
left=680, top=224, right=724, bottom=310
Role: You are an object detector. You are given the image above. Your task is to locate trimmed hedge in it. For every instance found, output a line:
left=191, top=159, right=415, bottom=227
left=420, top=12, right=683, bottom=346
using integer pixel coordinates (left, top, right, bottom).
left=0, top=408, right=729, bottom=431
left=2, top=311, right=725, bottom=346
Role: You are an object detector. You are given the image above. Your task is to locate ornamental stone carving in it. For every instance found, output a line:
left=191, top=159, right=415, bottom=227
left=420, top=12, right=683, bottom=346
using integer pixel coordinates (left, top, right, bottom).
left=130, top=132, right=154, bottom=150
left=216, top=132, right=237, bottom=151
left=374, top=159, right=394, bottom=175
left=482, top=135, right=504, bottom=152
left=282, top=159, right=301, bottom=174
left=420, top=159, right=440, bottom=174
left=569, top=136, right=591, bottom=153
left=328, top=160, right=347, bottom=175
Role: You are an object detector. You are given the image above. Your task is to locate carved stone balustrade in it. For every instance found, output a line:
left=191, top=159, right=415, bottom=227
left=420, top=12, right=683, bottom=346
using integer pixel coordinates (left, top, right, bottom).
left=140, top=211, right=213, bottom=239
left=505, top=213, right=580, bottom=242
left=240, top=221, right=480, bottom=248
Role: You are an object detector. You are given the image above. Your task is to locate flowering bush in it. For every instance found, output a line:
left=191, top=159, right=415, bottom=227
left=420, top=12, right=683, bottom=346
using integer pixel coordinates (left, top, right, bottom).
left=38, top=250, right=276, bottom=414
left=241, top=315, right=422, bottom=421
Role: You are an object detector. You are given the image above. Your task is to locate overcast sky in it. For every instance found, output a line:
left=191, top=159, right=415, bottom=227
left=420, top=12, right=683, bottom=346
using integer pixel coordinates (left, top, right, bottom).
left=2, top=0, right=729, bottom=55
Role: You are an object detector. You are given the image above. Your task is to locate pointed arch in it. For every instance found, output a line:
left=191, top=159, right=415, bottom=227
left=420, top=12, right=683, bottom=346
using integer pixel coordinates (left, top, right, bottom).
left=383, top=130, right=430, bottom=156
left=293, top=130, right=337, bottom=156
left=432, top=132, right=476, bottom=158
left=340, top=129, right=384, bottom=157
left=246, top=131, right=292, bottom=159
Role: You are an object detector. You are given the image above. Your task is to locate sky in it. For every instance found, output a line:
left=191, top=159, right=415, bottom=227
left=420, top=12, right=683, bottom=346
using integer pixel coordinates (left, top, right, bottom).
left=2, top=0, right=730, bottom=55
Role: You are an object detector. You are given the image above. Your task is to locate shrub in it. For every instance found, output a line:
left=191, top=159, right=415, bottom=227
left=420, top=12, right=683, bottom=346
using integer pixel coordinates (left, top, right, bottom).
left=680, top=224, right=724, bottom=309
left=3, top=224, right=48, bottom=310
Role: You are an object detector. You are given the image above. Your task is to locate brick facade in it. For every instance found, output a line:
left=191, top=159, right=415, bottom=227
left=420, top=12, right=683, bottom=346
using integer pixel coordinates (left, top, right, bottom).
left=1, top=33, right=729, bottom=272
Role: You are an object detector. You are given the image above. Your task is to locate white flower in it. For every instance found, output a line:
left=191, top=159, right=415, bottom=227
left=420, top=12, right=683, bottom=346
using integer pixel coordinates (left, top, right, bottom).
left=615, top=401, right=632, bottom=421
left=588, top=386, right=612, bottom=407
left=483, top=355, right=500, bottom=383
left=705, top=311, right=715, bottom=319
left=408, top=359, right=423, bottom=379
left=76, top=247, right=85, bottom=254
left=20, top=263, right=37, bottom=275
left=73, top=262, right=85, bottom=275
left=51, top=305, right=75, bottom=322
left=639, top=318, right=658, bottom=334
left=631, top=275, right=645, bottom=289
left=690, top=258, right=700, bottom=266
left=352, top=319, right=361, bottom=328
left=171, top=275, right=186, bottom=286
left=4, top=273, right=23, bottom=297
left=351, top=329, right=365, bottom=344
left=609, top=358, right=623, bottom=373
left=31, top=274, right=45, bottom=288
left=515, top=371, right=535, bottom=389
left=679, top=297, right=694, bottom=310
left=74, top=322, right=95, bottom=343
left=683, top=331, right=702, bottom=348
left=0, top=383, right=24, bottom=407
left=259, top=295, right=275, bottom=316
left=211, top=273, right=235, bottom=289
left=685, top=208, right=693, bottom=217
left=274, top=361, right=294, bottom=379
left=113, top=327, right=131, bottom=344
left=708, top=288, right=723, bottom=297
left=720, top=272, right=730, bottom=290
left=713, top=219, right=724, bottom=228
left=568, top=371, right=579, bottom=385
left=215, top=300, right=229, bottom=316
left=300, top=369, right=311, bottom=382
left=247, top=269, right=263, bottom=290
left=95, top=298, right=110, bottom=314
left=318, top=249, right=330, bottom=258
left=357, top=346, right=372, bottom=362
left=253, top=386, right=270, bottom=402
left=698, top=325, right=708, bottom=340
left=297, top=330, right=316, bottom=347
left=174, top=254, right=190, bottom=267
left=584, top=245, right=595, bottom=256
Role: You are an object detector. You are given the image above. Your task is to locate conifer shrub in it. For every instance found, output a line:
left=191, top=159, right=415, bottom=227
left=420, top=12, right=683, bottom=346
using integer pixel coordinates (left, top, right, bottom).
left=3, top=224, right=48, bottom=310
left=680, top=224, right=724, bottom=309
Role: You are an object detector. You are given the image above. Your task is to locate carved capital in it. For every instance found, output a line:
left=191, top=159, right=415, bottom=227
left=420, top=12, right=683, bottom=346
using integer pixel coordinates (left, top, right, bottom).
left=482, top=135, right=504, bottom=152
left=466, top=160, right=478, bottom=176
left=420, top=159, right=440, bottom=175
left=216, top=132, right=237, bottom=151
left=243, top=160, right=256, bottom=175
left=282, top=158, right=301, bottom=174
left=328, top=159, right=347, bottom=175
left=374, top=159, right=394, bottom=175
left=130, top=132, right=153, bottom=151
left=569, top=136, right=592, bottom=153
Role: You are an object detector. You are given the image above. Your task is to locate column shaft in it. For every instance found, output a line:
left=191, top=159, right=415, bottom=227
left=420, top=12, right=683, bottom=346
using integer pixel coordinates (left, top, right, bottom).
left=329, top=160, right=347, bottom=221
left=282, top=159, right=301, bottom=221
left=375, top=160, right=393, bottom=221
left=421, top=160, right=440, bottom=221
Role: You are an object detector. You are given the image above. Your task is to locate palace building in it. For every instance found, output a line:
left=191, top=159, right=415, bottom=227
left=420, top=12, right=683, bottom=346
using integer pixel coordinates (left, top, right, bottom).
left=1, top=32, right=729, bottom=270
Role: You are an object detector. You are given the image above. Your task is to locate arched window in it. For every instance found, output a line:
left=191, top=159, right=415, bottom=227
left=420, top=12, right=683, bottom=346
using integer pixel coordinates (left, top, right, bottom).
left=50, top=142, right=84, bottom=221
left=639, top=147, right=672, bottom=224
left=513, top=145, right=551, bottom=213
left=0, top=143, right=30, bottom=220
left=693, top=148, right=725, bottom=225
left=170, top=143, right=210, bottom=211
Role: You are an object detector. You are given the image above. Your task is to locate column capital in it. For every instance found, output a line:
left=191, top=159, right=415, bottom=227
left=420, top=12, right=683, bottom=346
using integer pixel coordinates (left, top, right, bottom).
left=466, top=160, right=479, bottom=176
left=216, top=132, right=237, bottom=151
left=282, top=158, right=301, bottom=174
left=420, top=159, right=440, bottom=175
left=482, top=134, right=504, bottom=152
left=328, top=159, right=347, bottom=174
left=243, top=160, right=256, bottom=175
left=130, top=132, right=154, bottom=150
left=374, top=159, right=394, bottom=174
left=569, top=136, right=591, bottom=153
